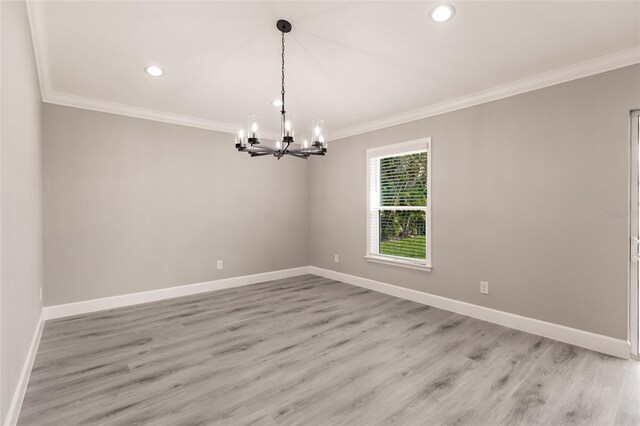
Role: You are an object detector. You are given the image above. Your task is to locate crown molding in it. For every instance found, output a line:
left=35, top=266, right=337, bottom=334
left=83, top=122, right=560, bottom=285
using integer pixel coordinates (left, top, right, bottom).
left=328, top=46, right=640, bottom=141
left=44, top=91, right=243, bottom=135
left=26, top=0, right=639, bottom=142
left=25, top=0, right=50, bottom=100
left=44, top=91, right=282, bottom=138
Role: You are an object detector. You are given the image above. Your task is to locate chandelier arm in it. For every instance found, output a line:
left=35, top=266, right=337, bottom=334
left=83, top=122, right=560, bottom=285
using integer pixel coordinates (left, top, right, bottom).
left=250, top=146, right=279, bottom=154
left=286, top=148, right=309, bottom=154
left=287, top=146, right=323, bottom=153
left=284, top=151, right=308, bottom=159
left=247, top=144, right=275, bottom=151
left=276, top=140, right=293, bottom=159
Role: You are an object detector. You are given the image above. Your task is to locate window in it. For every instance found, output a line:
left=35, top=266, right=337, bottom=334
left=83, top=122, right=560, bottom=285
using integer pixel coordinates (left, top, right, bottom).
left=366, top=138, right=432, bottom=271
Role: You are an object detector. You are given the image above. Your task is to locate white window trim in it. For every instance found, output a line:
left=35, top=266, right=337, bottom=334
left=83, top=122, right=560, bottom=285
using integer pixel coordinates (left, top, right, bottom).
left=365, top=138, right=432, bottom=271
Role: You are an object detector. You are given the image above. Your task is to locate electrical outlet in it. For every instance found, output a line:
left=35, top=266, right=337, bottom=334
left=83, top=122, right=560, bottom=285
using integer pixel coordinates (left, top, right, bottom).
left=217, top=260, right=223, bottom=270
left=480, top=281, right=489, bottom=295
left=334, top=254, right=340, bottom=264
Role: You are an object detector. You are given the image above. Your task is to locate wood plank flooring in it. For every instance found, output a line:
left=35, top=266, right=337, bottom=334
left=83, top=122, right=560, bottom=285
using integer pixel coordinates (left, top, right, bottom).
left=18, top=274, right=640, bottom=425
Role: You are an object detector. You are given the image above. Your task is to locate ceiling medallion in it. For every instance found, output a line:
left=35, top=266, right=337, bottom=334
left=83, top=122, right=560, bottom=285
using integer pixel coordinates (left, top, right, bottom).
left=235, top=20, right=327, bottom=160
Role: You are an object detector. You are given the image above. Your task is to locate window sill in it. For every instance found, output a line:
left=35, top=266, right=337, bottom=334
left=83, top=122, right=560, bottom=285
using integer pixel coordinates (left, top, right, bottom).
left=365, top=255, right=432, bottom=272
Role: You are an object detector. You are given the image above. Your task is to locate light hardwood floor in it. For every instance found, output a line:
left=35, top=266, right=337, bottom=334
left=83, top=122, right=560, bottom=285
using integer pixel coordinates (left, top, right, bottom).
left=19, top=275, right=640, bottom=425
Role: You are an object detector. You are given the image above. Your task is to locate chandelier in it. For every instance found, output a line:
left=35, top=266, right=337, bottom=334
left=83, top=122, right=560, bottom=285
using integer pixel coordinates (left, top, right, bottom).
left=235, top=20, right=327, bottom=160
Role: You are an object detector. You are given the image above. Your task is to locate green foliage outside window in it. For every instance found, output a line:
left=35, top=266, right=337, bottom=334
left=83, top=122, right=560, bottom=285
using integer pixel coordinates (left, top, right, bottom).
left=379, top=152, right=427, bottom=260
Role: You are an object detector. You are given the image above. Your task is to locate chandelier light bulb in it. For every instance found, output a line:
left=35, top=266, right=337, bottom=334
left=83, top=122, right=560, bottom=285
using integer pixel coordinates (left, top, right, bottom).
left=235, top=125, right=247, bottom=148
left=246, top=115, right=261, bottom=143
left=276, top=139, right=282, bottom=149
left=283, top=117, right=295, bottom=139
left=301, top=134, right=310, bottom=149
left=238, top=129, right=245, bottom=146
left=312, top=119, right=325, bottom=144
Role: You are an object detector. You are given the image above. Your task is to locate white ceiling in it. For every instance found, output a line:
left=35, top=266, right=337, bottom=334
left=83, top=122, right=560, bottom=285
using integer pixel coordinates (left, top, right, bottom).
left=28, top=1, right=640, bottom=139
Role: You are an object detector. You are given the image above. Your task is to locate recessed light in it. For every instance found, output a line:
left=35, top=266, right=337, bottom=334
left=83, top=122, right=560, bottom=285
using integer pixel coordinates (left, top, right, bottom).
left=272, top=99, right=283, bottom=107
left=144, top=65, right=164, bottom=77
left=431, top=4, right=455, bottom=23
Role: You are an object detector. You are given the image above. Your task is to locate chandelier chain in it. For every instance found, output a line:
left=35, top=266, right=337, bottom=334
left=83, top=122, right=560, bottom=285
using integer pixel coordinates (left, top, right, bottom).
left=281, top=31, right=285, bottom=113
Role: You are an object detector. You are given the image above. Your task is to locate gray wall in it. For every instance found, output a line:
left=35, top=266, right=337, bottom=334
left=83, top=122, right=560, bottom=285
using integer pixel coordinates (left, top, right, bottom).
left=1, top=0, right=44, bottom=422
left=43, top=105, right=310, bottom=305
left=309, top=65, right=640, bottom=341
left=40, top=58, right=639, bottom=342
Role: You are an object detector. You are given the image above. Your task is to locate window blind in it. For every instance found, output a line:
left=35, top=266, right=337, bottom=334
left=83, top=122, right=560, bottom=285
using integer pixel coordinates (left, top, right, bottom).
left=380, top=152, right=427, bottom=207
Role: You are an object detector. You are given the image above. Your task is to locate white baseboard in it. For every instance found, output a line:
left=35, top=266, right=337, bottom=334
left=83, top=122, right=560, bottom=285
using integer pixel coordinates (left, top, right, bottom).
left=43, top=267, right=310, bottom=320
left=5, top=311, right=45, bottom=426
left=308, top=266, right=630, bottom=359
left=41, top=265, right=631, bottom=358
